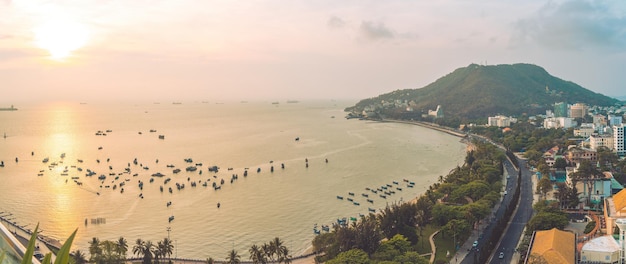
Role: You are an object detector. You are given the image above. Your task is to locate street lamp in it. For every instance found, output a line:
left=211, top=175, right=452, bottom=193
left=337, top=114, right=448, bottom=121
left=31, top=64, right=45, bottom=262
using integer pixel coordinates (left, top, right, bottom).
left=166, top=226, right=171, bottom=240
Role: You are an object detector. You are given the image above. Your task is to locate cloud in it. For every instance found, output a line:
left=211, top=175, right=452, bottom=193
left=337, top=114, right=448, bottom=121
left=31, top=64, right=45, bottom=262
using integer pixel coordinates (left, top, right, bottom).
left=327, top=15, right=346, bottom=29
left=359, top=21, right=394, bottom=41
left=512, top=0, right=626, bottom=51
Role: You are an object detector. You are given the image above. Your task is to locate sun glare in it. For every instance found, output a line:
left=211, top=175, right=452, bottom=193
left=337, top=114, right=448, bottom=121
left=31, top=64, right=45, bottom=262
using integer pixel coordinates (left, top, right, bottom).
left=34, top=19, right=89, bottom=60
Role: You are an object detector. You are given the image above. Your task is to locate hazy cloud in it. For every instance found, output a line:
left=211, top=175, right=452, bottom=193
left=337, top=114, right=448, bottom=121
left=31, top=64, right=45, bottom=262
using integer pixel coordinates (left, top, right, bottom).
left=327, top=15, right=346, bottom=29
left=513, top=0, right=626, bottom=51
left=359, top=21, right=394, bottom=41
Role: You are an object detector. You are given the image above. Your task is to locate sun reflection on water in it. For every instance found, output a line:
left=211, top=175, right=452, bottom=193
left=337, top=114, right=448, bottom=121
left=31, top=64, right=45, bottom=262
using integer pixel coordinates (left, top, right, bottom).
left=39, top=102, right=83, bottom=237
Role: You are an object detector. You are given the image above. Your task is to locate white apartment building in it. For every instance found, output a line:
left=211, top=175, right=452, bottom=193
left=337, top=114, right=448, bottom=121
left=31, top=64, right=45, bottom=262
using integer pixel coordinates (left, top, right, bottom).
left=589, top=134, right=614, bottom=151
left=575, top=124, right=596, bottom=137
left=488, top=115, right=517, bottom=127
left=544, top=117, right=576, bottom=129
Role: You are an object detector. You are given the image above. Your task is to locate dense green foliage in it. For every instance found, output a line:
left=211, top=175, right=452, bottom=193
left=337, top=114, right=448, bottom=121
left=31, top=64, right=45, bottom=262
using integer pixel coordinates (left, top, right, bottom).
left=347, top=63, right=620, bottom=120
left=525, top=200, right=569, bottom=234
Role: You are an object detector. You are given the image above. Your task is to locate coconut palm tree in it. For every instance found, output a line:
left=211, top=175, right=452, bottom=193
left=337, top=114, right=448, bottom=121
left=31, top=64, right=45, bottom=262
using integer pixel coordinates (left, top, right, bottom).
left=142, top=240, right=154, bottom=264
left=248, top=244, right=266, bottom=264
left=161, top=237, right=174, bottom=261
left=132, top=239, right=154, bottom=264
left=132, top=239, right=145, bottom=258
left=262, top=243, right=273, bottom=261
left=278, top=246, right=291, bottom=264
left=71, top=249, right=88, bottom=264
left=226, top=249, right=241, bottom=264
left=116, top=237, right=128, bottom=260
left=88, top=237, right=102, bottom=262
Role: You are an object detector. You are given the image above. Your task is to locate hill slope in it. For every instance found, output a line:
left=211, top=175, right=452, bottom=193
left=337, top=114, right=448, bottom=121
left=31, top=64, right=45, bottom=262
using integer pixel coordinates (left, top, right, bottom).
left=347, top=63, right=620, bottom=119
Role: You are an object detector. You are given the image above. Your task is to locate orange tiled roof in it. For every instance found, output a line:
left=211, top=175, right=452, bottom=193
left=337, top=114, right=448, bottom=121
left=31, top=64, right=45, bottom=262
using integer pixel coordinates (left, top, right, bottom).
left=613, top=189, right=626, bottom=213
left=530, top=228, right=575, bottom=264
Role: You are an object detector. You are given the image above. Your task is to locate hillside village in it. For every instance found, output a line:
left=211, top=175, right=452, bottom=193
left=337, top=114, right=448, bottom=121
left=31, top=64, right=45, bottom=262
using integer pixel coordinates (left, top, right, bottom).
left=350, top=99, right=626, bottom=263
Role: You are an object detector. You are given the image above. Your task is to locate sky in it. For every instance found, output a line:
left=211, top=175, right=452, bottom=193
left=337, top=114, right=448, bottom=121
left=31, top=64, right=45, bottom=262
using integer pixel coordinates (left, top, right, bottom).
left=1, top=0, right=625, bottom=103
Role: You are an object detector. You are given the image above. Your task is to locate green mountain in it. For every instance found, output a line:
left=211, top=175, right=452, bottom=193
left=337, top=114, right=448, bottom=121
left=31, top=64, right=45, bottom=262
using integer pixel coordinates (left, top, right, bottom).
left=347, top=63, right=620, bottom=120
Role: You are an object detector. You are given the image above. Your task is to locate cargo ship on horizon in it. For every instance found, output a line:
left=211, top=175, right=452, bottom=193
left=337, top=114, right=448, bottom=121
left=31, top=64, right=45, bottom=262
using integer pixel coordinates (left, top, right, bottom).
left=0, top=105, right=17, bottom=111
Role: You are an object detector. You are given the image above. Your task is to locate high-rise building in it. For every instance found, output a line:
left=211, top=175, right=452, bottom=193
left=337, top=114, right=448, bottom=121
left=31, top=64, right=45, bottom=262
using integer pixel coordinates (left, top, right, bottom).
left=570, top=103, right=587, bottom=118
left=554, top=102, right=568, bottom=118
left=614, top=124, right=625, bottom=156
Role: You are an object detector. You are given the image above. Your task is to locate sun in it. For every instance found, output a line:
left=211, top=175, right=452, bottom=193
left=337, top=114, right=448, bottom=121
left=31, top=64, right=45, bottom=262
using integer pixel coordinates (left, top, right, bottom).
left=34, top=19, right=89, bottom=61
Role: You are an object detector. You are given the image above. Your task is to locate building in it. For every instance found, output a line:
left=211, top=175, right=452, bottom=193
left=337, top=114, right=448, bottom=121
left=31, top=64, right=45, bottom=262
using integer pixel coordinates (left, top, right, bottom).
left=614, top=124, right=625, bottom=157
left=565, top=147, right=597, bottom=166
left=593, top=114, right=608, bottom=126
left=589, top=134, right=614, bottom=151
left=554, top=102, right=568, bottom=118
left=488, top=115, right=517, bottom=127
left=428, top=105, right=443, bottom=118
left=544, top=117, right=576, bottom=129
left=525, top=228, right=576, bottom=264
left=603, top=189, right=626, bottom=234
left=580, top=235, right=621, bottom=263
left=574, top=124, right=596, bottom=138
left=571, top=103, right=588, bottom=118
left=609, top=115, right=623, bottom=127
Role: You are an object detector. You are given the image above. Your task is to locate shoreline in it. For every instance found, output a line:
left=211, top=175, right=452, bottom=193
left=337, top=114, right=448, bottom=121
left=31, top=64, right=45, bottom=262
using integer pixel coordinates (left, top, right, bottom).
left=292, top=118, right=472, bottom=264
left=377, top=118, right=468, bottom=138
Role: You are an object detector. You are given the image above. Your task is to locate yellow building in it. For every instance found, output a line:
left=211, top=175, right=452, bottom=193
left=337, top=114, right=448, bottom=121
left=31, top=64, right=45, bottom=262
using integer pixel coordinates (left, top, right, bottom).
left=525, top=228, right=576, bottom=264
left=603, top=188, right=626, bottom=234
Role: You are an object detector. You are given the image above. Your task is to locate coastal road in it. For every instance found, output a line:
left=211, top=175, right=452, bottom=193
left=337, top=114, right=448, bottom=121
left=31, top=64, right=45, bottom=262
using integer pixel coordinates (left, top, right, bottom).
left=488, top=157, right=534, bottom=264
left=460, top=158, right=517, bottom=264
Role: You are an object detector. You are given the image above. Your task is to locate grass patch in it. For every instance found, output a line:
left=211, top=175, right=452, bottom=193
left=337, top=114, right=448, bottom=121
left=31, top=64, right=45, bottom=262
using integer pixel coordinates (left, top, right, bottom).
left=415, top=224, right=441, bottom=254
left=433, top=230, right=458, bottom=262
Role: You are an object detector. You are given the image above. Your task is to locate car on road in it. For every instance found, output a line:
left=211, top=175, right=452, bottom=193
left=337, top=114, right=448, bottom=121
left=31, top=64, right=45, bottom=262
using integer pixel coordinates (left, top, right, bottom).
left=499, top=252, right=504, bottom=259
left=34, top=251, right=45, bottom=261
left=472, top=240, right=478, bottom=248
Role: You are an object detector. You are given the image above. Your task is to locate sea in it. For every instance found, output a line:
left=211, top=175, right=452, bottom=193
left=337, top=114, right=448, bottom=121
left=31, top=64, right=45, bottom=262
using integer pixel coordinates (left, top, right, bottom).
left=0, top=100, right=466, bottom=260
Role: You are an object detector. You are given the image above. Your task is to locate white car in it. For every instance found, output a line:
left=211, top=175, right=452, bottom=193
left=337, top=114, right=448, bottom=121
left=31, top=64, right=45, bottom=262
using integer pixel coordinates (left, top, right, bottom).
left=499, top=252, right=504, bottom=259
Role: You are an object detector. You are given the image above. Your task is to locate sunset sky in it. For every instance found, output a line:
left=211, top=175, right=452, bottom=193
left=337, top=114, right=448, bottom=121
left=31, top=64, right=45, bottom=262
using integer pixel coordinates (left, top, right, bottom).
left=1, top=0, right=625, bottom=103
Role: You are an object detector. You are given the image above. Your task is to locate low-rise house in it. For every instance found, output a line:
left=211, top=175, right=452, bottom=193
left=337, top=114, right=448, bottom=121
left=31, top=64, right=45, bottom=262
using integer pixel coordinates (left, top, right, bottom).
left=580, top=235, right=621, bottom=263
left=524, top=228, right=576, bottom=264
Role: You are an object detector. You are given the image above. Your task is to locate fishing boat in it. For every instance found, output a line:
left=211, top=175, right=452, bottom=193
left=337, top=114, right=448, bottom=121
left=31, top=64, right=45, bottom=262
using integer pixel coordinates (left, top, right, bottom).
left=168, top=215, right=175, bottom=222
left=336, top=196, right=344, bottom=200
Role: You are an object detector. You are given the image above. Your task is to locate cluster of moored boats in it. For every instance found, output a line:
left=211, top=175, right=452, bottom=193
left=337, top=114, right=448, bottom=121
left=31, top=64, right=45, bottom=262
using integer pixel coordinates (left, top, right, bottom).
left=323, top=179, right=418, bottom=235
left=17, top=148, right=319, bottom=226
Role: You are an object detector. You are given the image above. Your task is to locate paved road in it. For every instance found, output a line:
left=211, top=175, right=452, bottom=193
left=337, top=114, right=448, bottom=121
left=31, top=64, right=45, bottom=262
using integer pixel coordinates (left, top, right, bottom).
left=488, top=157, right=534, bottom=264
left=460, top=157, right=518, bottom=264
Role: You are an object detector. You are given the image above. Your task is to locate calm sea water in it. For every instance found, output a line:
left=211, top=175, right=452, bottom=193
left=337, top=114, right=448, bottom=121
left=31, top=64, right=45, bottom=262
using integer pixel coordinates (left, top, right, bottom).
left=0, top=101, right=465, bottom=260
